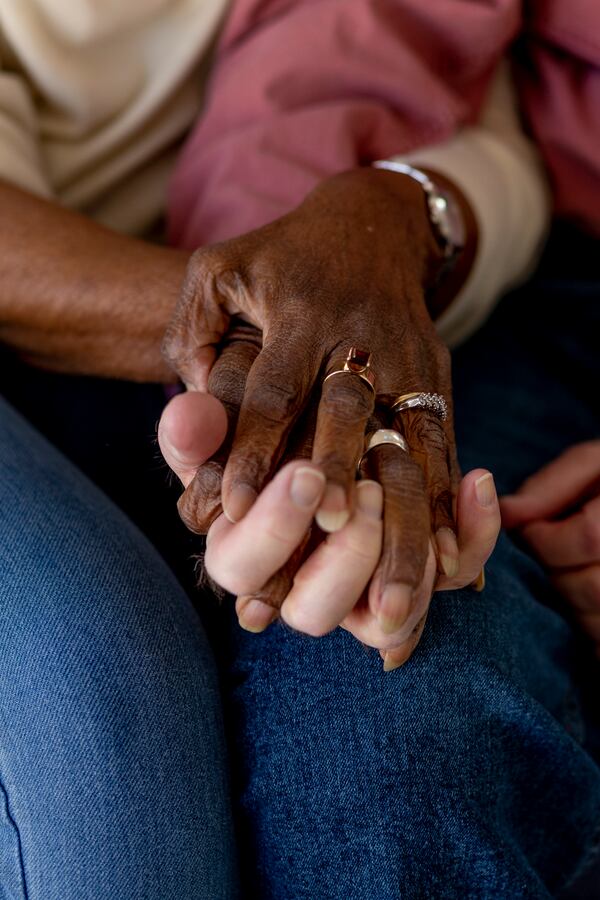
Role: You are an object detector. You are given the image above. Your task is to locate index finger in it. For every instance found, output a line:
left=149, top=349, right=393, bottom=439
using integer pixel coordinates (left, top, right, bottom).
left=500, top=441, right=600, bottom=527
left=162, top=248, right=238, bottom=391
left=205, top=460, right=326, bottom=596
left=176, top=324, right=261, bottom=533
left=221, top=330, right=320, bottom=522
left=521, top=493, right=600, bottom=569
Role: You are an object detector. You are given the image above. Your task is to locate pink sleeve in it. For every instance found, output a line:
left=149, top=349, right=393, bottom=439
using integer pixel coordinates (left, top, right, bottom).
left=514, top=0, right=600, bottom=235
left=168, top=0, right=519, bottom=247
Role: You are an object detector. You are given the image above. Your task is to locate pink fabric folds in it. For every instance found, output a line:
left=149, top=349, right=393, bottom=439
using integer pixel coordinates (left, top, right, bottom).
left=168, top=0, right=600, bottom=248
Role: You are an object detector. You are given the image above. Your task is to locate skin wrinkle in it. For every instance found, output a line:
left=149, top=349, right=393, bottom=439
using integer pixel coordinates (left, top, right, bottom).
left=180, top=328, right=261, bottom=532
left=178, top=463, right=223, bottom=534
left=313, top=374, right=375, bottom=489
left=238, top=420, right=320, bottom=613
left=404, top=411, right=456, bottom=532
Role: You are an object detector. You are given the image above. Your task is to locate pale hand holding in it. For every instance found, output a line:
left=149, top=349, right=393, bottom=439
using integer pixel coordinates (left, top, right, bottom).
left=501, top=441, right=600, bottom=657
left=159, top=388, right=501, bottom=670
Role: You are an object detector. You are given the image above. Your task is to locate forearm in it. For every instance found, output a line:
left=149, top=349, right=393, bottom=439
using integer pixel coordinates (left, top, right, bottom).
left=0, top=180, right=188, bottom=382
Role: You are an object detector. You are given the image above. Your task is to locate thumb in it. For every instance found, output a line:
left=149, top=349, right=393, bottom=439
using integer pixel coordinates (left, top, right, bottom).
left=158, top=391, right=228, bottom=487
left=500, top=441, right=600, bottom=529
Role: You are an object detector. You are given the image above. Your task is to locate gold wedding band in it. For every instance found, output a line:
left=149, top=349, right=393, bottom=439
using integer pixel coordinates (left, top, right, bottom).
left=358, top=428, right=409, bottom=470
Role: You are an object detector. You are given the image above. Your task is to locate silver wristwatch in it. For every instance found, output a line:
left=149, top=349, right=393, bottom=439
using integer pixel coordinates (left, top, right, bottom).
left=372, top=160, right=465, bottom=264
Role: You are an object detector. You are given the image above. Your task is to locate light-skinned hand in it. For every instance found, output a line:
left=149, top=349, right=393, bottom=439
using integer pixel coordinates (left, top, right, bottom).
left=159, top=389, right=500, bottom=670
left=501, top=441, right=600, bottom=657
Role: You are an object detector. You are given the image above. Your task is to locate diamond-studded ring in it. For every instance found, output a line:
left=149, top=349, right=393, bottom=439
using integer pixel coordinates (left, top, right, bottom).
left=391, top=392, right=448, bottom=421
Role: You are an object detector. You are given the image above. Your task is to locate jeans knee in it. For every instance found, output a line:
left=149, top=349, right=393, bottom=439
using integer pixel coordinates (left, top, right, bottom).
left=0, top=399, right=237, bottom=899
left=0, top=395, right=220, bottom=762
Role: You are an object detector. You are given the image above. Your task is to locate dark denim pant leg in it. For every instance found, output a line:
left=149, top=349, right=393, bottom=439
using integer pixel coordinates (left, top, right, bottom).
left=222, top=540, right=599, bottom=899
left=219, top=240, right=600, bottom=899
left=0, top=397, right=238, bottom=899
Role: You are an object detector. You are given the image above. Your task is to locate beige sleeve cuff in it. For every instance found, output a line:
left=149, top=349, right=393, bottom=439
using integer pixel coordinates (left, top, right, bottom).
left=398, top=63, right=551, bottom=348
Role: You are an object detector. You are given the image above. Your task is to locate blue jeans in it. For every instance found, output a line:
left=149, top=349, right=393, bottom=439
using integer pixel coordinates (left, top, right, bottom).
left=215, top=228, right=600, bottom=899
left=1, top=225, right=599, bottom=898
left=0, top=399, right=239, bottom=898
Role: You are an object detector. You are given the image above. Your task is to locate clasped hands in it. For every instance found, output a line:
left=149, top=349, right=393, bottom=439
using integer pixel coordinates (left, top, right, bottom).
left=158, top=169, right=501, bottom=670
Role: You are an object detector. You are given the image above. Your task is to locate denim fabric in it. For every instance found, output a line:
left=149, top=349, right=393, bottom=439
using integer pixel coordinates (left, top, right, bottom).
left=0, top=399, right=239, bottom=898
left=220, top=539, right=599, bottom=899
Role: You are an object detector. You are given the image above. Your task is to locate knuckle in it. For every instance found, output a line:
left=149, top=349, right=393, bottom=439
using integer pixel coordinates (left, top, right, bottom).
left=204, top=552, right=249, bottom=597
left=405, top=414, right=446, bottom=452
left=245, top=378, right=302, bottom=424
left=261, top=520, right=298, bottom=550
left=177, top=494, right=201, bottom=534
left=380, top=454, right=426, bottom=500
left=177, top=249, right=217, bottom=312
left=281, top=603, right=331, bottom=638
left=331, top=530, right=379, bottom=564
left=187, top=245, right=226, bottom=279
left=322, top=376, right=373, bottom=422
left=177, top=474, right=222, bottom=534
left=208, top=362, right=246, bottom=407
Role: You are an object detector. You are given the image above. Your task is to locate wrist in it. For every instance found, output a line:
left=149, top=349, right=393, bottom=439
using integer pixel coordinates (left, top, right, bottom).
left=419, top=168, right=478, bottom=320
left=371, top=165, right=478, bottom=320
left=369, top=167, right=447, bottom=282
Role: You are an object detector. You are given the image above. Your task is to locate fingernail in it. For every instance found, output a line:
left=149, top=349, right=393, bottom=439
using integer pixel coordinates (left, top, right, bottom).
left=225, top=483, right=257, bottom=523
left=475, top=473, right=496, bottom=507
left=315, top=484, right=350, bottom=533
left=377, top=583, right=413, bottom=634
left=238, top=599, right=277, bottom=633
left=436, top=527, right=459, bottom=578
left=356, top=480, right=383, bottom=520
left=472, top=568, right=486, bottom=592
left=290, top=466, right=326, bottom=509
left=383, top=652, right=404, bottom=672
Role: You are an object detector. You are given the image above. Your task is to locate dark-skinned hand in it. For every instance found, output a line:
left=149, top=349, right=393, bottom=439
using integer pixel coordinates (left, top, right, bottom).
left=161, top=169, right=500, bottom=668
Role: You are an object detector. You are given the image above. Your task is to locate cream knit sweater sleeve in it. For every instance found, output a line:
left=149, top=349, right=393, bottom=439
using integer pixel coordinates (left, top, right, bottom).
left=400, top=64, right=551, bottom=347
left=0, top=48, right=52, bottom=197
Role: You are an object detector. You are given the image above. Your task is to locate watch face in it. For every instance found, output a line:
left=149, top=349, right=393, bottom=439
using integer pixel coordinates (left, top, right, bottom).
left=428, top=189, right=465, bottom=257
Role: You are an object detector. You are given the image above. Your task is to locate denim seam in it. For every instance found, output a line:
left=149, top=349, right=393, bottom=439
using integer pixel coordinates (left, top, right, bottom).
left=0, top=773, right=29, bottom=900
